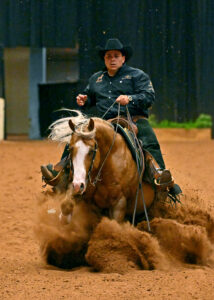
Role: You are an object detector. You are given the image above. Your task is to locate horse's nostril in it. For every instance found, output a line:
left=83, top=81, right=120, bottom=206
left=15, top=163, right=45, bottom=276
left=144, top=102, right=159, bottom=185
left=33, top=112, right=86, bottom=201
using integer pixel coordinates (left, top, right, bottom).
left=72, top=182, right=85, bottom=194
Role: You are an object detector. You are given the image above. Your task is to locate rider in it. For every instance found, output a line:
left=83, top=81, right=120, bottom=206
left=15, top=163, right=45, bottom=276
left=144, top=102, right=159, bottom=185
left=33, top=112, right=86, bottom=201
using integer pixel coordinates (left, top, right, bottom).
left=41, top=38, right=182, bottom=201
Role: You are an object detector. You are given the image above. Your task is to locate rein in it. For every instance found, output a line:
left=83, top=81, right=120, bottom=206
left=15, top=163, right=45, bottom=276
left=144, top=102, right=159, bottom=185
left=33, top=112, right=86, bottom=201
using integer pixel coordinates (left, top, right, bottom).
left=90, top=102, right=121, bottom=186
left=126, top=107, right=151, bottom=231
left=86, top=142, right=98, bottom=185
left=101, top=101, right=151, bottom=231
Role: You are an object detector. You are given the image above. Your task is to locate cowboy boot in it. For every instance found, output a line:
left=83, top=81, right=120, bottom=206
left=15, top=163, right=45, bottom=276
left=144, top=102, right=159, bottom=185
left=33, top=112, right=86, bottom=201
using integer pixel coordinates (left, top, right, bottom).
left=41, top=160, right=71, bottom=192
left=143, top=151, right=182, bottom=203
left=41, top=164, right=58, bottom=185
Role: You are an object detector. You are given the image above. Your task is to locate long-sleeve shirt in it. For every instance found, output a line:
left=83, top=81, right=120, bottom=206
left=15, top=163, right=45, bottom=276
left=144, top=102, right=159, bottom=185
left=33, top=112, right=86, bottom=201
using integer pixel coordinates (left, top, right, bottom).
left=83, top=63, right=155, bottom=119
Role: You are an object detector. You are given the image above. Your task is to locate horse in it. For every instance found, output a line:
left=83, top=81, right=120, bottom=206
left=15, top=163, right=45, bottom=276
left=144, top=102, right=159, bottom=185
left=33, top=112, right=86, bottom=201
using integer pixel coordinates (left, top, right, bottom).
left=49, top=110, right=155, bottom=223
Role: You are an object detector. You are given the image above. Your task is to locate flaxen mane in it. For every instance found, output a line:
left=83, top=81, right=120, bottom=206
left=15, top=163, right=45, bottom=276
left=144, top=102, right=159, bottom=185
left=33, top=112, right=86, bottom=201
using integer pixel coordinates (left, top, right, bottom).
left=48, top=110, right=113, bottom=143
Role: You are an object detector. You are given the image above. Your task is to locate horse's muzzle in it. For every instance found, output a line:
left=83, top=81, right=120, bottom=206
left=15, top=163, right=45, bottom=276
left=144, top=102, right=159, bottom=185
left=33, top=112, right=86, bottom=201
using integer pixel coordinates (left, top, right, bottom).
left=72, top=181, right=85, bottom=195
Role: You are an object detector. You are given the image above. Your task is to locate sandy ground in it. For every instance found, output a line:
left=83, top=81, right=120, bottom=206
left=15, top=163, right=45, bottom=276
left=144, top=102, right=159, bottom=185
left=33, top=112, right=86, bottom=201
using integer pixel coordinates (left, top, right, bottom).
left=0, top=128, right=214, bottom=300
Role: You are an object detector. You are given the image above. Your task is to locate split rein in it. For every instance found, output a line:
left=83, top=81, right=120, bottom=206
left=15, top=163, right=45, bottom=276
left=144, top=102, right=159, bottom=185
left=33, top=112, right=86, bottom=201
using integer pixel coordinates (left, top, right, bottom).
left=102, top=101, right=150, bottom=230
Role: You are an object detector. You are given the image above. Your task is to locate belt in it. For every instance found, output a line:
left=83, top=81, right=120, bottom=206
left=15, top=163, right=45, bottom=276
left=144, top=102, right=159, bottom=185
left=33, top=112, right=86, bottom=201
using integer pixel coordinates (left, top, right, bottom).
left=132, top=115, right=148, bottom=122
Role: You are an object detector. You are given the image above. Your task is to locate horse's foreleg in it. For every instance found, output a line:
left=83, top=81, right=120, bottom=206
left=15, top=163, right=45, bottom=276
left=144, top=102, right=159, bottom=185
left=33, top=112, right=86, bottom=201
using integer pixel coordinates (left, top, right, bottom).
left=59, top=197, right=74, bottom=225
left=110, top=196, right=127, bottom=223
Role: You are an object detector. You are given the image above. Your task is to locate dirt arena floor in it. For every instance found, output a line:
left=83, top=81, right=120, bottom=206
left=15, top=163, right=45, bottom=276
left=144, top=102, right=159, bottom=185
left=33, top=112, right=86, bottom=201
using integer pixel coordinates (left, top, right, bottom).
left=1, top=128, right=214, bottom=300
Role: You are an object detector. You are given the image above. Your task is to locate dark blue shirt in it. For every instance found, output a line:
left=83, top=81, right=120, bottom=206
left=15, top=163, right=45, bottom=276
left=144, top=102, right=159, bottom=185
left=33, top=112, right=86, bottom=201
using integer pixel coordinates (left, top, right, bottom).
left=84, top=64, right=155, bottom=119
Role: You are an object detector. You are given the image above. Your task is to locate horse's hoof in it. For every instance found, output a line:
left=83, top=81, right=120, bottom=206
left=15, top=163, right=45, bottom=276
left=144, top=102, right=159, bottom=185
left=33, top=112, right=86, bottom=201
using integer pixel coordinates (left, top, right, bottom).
left=61, top=200, right=74, bottom=216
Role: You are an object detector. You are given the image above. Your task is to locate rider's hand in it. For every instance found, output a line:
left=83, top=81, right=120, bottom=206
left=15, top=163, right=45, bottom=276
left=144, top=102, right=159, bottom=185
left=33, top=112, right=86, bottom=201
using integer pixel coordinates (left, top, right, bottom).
left=116, top=95, right=130, bottom=106
left=76, top=94, right=88, bottom=106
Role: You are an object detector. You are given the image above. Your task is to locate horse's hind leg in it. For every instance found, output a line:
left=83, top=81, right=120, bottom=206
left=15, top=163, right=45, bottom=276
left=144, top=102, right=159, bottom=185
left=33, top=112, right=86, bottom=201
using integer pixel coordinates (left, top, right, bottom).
left=110, top=196, right=127, bottom=223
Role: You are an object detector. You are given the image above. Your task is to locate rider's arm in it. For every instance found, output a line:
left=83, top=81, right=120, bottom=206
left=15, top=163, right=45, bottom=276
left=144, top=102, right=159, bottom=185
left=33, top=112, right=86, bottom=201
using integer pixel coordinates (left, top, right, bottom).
left=128, top=70, right=155, bottom=110
left=83, top=81, right=96, bottom=107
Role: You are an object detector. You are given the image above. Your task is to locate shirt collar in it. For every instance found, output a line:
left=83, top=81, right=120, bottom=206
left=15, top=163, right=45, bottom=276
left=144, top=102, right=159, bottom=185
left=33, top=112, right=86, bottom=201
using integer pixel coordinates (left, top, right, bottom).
left=104, top=63, right=127, bottom=78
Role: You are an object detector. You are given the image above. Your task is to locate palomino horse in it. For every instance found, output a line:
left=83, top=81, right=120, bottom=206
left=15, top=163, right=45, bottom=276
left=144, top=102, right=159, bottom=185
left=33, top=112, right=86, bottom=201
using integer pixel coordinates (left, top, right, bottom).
left=49, top=110, right=155, bottom=223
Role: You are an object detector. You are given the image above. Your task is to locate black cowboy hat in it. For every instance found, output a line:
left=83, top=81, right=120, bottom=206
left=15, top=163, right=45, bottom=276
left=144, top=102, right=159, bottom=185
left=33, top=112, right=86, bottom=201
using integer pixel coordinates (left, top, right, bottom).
left=97, top=38, right=133, bottom=61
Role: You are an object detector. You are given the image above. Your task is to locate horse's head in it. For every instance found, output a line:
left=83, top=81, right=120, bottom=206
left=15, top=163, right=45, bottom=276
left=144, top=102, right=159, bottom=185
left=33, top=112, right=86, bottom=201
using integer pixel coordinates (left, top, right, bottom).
left=68, top=118, right=100, bottom=195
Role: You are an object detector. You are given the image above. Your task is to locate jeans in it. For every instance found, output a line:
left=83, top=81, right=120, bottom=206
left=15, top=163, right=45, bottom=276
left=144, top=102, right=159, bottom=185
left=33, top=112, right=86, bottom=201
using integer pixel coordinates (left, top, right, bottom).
left=136, top=118, right=165, bottom=169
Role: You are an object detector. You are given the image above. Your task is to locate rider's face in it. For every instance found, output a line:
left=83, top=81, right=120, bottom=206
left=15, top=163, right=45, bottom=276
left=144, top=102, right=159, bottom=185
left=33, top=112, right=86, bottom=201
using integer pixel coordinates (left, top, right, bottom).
left=104, top=50, right=125, bottom=76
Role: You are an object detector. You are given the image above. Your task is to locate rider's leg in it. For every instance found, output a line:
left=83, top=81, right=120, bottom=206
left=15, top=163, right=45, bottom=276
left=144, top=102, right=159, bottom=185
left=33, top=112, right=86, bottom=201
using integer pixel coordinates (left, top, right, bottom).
left=136, top=118, right=165, bottom=169
left=136, top=118, right=182, bottom=200
left=41, top=144, right=70, bottom=185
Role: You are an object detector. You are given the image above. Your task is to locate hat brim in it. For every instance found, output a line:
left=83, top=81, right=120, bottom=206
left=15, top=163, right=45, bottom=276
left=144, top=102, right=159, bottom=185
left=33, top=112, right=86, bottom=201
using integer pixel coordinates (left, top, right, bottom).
left=97, top=45, right=133, bottom=62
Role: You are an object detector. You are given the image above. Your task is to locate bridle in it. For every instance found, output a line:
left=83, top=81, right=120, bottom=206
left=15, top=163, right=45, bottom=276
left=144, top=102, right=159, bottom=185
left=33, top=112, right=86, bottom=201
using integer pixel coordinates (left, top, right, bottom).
left=69, top=103, right=121, bottom=190
left=86, top=141, right=98, bottom=186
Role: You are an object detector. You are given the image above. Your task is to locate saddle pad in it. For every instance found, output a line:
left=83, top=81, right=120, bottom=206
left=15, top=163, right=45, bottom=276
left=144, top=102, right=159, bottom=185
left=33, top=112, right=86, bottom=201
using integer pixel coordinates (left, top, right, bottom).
left=112, top=123, right=142, bottom=168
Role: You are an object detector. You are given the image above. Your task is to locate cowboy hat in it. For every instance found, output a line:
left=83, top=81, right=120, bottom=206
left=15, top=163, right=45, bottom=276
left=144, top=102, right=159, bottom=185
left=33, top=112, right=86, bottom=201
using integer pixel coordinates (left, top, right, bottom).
left=97, top=38, right=133, bottom=61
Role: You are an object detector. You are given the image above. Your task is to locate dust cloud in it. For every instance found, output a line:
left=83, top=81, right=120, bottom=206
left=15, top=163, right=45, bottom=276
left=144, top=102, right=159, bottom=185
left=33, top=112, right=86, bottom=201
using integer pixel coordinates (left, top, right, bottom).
left=35, top=191, right=214, bottom=273
left=35, top=191, right=101, bottom=269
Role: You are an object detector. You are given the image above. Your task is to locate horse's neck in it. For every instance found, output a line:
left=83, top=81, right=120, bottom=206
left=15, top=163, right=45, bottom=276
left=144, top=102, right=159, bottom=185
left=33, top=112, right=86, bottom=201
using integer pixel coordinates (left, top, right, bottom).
left=95, top=123, right=117, bottom=153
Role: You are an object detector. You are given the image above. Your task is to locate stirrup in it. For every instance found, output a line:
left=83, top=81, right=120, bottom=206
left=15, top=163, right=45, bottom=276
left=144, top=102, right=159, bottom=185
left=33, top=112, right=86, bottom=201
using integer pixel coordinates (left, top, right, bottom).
left=154, top=169, right=174, bottom=190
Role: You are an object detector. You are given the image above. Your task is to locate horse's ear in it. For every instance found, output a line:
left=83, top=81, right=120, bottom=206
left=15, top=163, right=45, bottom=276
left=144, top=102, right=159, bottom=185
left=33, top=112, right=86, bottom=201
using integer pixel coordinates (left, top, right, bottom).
left=69, top=119, right=75, bottom=132
left=88, top=118, right=94, bottom=131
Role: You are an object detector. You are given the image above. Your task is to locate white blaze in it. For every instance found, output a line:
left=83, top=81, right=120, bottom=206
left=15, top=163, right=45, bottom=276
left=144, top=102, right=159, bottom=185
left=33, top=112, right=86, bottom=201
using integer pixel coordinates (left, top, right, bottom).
left=72, top=140, right=89, bottom=185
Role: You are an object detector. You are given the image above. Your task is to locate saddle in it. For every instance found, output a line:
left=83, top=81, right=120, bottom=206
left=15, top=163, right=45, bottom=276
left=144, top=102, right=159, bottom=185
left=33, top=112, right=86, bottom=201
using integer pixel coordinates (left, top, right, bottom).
left=111, top=122, right=143, bottom=168
left=108, top=117, right=169, bottom=187
left=108, top=117, right=144, bottom=167
left=107, top=117, right=138, bottom=134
